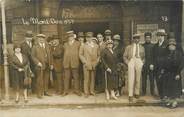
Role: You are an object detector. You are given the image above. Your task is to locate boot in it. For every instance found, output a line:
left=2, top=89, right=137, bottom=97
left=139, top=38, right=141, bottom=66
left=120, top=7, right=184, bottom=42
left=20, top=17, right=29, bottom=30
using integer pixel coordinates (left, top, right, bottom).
left=111, top=90, right=118, bottom=100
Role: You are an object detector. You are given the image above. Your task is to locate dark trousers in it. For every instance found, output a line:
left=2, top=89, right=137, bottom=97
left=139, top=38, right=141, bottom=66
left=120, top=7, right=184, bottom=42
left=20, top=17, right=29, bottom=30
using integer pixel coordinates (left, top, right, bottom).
left=36, top=68, right=49, bottom=97
left=53, top=71, right=63, bottom=94
left=64, top=68, right=80, bottom=93
left=142, top=68, right=155, bottom=95
left=155, top=70, right=164, bottom=98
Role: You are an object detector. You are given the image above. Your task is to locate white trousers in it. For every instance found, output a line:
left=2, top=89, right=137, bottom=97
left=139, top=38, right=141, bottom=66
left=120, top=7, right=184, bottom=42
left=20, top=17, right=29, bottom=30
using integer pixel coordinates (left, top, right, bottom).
left=128, top=57, right=143, bottom=97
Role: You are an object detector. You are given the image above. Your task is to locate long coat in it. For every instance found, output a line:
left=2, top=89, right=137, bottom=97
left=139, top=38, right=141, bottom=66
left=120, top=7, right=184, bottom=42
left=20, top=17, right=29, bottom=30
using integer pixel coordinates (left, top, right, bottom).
left=79, top=42, right=100, bottom=70
left=63, top=40, right=80, bottom=69
left=162, top=50, right=183, bottom=98
left=10, top=53, right=31, bottom=89
left=101, top=48, right=118, bottom=90
left=31, top=42, right=52, bottom=70
left=50, top=44, right=64, bottom=72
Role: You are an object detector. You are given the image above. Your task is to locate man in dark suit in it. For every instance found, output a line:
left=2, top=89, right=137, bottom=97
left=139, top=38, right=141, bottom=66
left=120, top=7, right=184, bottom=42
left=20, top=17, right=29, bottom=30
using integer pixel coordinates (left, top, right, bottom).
left=47, top=35, right=64, bottom=95
left=154, top=29, right=168, bottom=99
left=142, top=32, right=155, bottom=96
left=21, top=31, right=36, bottom=93
left=31, top=34, right=53, bottom=98
left=63, top=31, right=81, bottom=96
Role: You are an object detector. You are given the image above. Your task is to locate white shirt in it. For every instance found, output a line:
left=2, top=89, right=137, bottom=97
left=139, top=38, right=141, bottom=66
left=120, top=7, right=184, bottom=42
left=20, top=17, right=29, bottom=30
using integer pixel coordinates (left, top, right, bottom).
left=39, top=43, right=45, bottom=48
left=159, top=39, right=164, bottom=46
left=26, top=41, right=32, bottom=48
left=15, top=53, right=23, bottom=63
left=133, top=43, right=140, bottom=58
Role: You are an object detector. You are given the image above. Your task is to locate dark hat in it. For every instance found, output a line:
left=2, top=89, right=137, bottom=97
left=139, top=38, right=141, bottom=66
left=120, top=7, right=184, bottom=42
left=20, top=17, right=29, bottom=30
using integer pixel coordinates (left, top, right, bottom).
left=104, top=29, right=111, bottom=35
left=157, top=29, right=167, bottom=36
left=36, top=34, right=46, bottom=38
left=52, top=35, right=60, bottom=39
left=144, top=32, right=152, bottom=37
left=47, top=36, right=53, bottom=42
left=133, top=34, right=141, bottom=39
left=66, top=30, right=74, bottom=38
left=13, top=44, right=21, bottom=50
left=106, top=39, right=113, bottom=45
left=85, top=32, right=94, bottom=37
left=168, top=38, right=176, bottom=46
left=78, top=32, right=84, bottom=37
left=25, top=31, right=33, bottom=38
left=113, top=34, right=121, bottom=41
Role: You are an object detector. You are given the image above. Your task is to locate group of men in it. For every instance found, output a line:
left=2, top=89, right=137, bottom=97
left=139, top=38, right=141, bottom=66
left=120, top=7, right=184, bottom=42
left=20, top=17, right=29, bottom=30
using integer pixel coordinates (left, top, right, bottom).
left=0, top=28, right=181, bottom=102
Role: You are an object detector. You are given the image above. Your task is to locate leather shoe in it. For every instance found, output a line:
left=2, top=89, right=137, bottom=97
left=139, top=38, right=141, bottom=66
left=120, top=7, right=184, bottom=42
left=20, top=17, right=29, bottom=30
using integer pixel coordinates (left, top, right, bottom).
left=44, top=92, right=51, bottom=96
left=129, top=97, right=133, bottom=103
left=134, top=95, right=140, bottom=99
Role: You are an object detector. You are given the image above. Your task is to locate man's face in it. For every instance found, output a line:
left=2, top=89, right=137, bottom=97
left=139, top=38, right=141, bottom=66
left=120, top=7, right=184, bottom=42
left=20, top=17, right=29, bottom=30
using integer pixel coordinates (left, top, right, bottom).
left=50, top=39, right=59, bottom=46
left=97, top=34, right=104, bottom=42
left=105, top=36, right=111, bottom=41
left=78, top=37, right=84, bottom=43
left=145, top=36, right=151, bottom=43
left=113, top=40, right=119, bottom=46
left=158, top=35, right=165, bottom=41
left=68, top=36, right=74, bottom=42
left=38, top=37, right=45, bottom=43
left=107, top=43, right=113, bottom=49
left=133, top=38, right=140, bottom=44
left=86, top=37, right=92, bottom=42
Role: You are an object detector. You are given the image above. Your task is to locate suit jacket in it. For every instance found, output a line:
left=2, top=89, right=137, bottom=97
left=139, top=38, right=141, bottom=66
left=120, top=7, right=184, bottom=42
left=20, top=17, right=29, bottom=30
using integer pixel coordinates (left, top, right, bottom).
left=123, top=43, right=145, bottom=65
left=63, top=40, right=80, bottom=69
left=153, top=40, right=168, bottom=69
left=79, top=42, right=100, bottom=70
left=51, top=44, right=64, bottom=72
left=31, top=42, right=52, bottom=70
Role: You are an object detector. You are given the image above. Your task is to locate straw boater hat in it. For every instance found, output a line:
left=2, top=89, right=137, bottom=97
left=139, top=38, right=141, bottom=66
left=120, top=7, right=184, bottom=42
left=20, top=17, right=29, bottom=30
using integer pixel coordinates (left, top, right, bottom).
left=36, top=34, right=46, bottom=38
left=133, top=33, right=141, bottom=39
left=25, top=31, right=33, bottom=38
left=66, top=30, right=75, bottom=38
left=156, top=29, right=167, bottom=36
left=85, top=32, right=94, bottom=37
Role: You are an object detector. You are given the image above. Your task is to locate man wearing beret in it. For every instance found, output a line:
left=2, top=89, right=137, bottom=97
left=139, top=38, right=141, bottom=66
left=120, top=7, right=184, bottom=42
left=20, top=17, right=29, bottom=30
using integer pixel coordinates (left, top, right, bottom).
left=123, top=34, right=145, bottom=103
left=63, top=31, right=81, bottom=96
left=79, top=32, right=100, bottom=97
left=21, top=31, right=36, bottom=93
left=47, top=35, right=64, bottom=95
left=142, top=32, right=155, bottom=96
left=153, top=29, right=168, bottom=99
left=31, top=34, right=53, bottom=98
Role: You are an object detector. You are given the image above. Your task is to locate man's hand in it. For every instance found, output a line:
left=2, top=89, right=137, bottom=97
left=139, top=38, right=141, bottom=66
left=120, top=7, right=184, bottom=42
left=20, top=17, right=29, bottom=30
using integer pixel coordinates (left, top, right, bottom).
left=175, top=75, right=180, bottom=80
left=106, top=68, right=112, bottom=73
left=149, top=64, right=154, bottom=71
left=18, top=68, right=24, bottom=72
left=38, top=62, right=42, bottom=67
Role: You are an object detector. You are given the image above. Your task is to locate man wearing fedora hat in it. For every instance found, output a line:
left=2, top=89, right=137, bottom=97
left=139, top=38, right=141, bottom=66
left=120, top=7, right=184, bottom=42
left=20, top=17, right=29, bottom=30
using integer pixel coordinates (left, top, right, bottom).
left=31, top=34, right=53, bottom=98
left=154, top=29, right=168, bottom=99
left=79, top=32, right=100, bottom=97
left=123, top=33, right=145, bottom=103
left=48, top=35, right=64, bottom=95
left=63, top=31, right=81, bottom=96
left=21, top=31, right=36, bottom=93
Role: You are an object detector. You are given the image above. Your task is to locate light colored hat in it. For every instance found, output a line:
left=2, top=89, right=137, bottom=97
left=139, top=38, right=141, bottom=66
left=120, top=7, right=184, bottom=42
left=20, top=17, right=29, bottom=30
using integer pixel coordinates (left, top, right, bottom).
left=36, top=34, right=46, bottom=38
left=133, top=33, right=141, bottom=39
left=25, top=31, right=33, bottom=37
left=157, top=29, right=167, bottom=36
left=113, top=34, right=121, bottom=40
left=85, top=32, right=94, bottom=37
left=66, top=30, right=74, bottom=38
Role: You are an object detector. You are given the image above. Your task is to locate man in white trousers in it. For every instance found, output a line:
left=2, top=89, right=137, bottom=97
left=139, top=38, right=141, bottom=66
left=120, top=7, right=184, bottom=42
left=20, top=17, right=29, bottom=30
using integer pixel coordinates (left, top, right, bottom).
left=123, top=34, right=145, bottom=103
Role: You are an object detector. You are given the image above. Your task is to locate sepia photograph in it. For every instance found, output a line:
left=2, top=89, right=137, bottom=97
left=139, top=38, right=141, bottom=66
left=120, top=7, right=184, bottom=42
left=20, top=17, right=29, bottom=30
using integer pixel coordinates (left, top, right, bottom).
left=0, top=0, right=184, bottom=117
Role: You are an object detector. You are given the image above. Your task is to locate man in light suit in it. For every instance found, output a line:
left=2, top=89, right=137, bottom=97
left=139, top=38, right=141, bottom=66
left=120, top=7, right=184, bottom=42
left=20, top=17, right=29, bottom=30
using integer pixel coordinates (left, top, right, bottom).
left=79, top=32, right=100, bottom=97
left=63, top=31, right=81, bottom=96
left=31, top=34, right=53, bottom=98
left=123, top=34, right=145, bottom=103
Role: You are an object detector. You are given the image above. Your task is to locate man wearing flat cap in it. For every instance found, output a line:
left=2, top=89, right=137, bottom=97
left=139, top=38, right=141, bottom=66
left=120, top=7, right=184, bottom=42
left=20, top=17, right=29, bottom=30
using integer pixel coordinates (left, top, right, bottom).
left=79, top=32, right=100, bottom=97
left=63, top=31, right=81, bottom=96
left=123, top=33, right=145, bottom=103
left=48, top=35, right=64, bottom=95
left=154, top=29, right=168, bottom=99
left=21, top=31, right=36, bottom=93
left=31, top=34, right=53, bottom=98
left=142, top=32, right=156, bottom=96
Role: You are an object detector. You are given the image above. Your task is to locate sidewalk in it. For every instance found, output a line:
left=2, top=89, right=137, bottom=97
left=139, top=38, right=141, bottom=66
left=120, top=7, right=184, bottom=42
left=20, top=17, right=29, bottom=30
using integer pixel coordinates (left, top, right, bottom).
left=1, top=89, right=184, bottom=108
